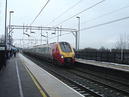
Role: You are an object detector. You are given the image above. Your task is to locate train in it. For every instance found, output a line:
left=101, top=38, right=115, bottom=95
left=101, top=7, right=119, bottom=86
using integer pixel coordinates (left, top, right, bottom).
left=24, top=42, right=75, bottom=66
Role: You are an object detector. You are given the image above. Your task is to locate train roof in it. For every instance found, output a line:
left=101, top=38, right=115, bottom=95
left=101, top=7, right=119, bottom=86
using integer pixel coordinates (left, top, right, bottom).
left=29, top=41, right=71, bottom=49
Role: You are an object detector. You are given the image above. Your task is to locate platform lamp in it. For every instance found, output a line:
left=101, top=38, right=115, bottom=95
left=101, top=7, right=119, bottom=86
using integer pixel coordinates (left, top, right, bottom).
left=9, top=11, right=14, bottom=45
left=9, top=11, right=14, bottom=33
left=4, top=0, right=7, bottom=53
left=76, top=16, right=80, bottom=51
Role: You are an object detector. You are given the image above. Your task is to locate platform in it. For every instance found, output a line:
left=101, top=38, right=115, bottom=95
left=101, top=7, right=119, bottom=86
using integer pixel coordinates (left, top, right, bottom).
left=0, top=53, right=84, bottom=97
left=0, top=55, right=44, bottom=97
left=76, top=58, right=129, bottom=72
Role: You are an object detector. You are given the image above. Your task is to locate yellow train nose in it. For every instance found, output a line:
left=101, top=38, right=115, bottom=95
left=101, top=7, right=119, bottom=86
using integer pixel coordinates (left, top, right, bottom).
left=63, top=53, right=74, bottom=58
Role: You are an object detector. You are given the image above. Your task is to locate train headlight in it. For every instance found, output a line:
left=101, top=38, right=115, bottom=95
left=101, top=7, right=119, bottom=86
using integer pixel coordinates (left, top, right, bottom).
left=61, top=55, right=64, bottom=58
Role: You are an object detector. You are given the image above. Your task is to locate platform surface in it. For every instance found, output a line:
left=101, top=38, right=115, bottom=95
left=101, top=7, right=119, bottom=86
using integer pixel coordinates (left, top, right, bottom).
left=20, top=53, right=84, bottom=97
left=76, top=58, right=129, bottom=72
left=0, top=53, right=84, bottom=97
left=0, top=54, right=43, bottom=97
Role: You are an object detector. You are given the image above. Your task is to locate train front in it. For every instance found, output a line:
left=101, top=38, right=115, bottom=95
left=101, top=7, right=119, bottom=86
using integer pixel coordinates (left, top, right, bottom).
left=58, top=42, right=75, bottom=65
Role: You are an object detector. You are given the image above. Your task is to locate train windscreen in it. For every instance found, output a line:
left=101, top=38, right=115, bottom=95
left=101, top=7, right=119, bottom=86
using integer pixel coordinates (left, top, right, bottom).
left=60, top=42, right=72, bottom=52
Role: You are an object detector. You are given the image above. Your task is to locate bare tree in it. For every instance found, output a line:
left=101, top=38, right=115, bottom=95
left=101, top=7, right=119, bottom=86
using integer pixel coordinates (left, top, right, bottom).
left=115, top=33, right=129, bottom=62
left=115, top=33, right=128, bottom=50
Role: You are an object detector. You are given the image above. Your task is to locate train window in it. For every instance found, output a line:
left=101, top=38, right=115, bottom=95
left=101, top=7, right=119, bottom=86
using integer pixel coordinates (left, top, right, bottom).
left=45, top=47, right=47, bottom=54
left=39, top=48, right=42, bottom=53
left=41, top=48, right=44, bottom=54
left=60, top=42, right=72, bottom=52
left=46, top=47, right=48, bottom=54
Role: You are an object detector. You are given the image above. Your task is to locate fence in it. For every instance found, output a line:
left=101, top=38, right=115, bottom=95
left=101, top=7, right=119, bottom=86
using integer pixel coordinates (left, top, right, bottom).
left=76, top=49, right=129, bottom=65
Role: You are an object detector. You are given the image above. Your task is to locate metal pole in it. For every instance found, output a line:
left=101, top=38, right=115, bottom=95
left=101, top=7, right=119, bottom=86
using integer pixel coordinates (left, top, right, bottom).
left=56, top=27, right=59, bottom=42
left=75, top=31, right=78, bottom=50
left=41, top=26, right=42, bottom=44
left=57, top=30, right=59, bottom=42
left=46, top=32, right=48, bottom=44
left=9, top=12, right=11, bottom=36
left=60, top=25, right=62, bottom=36
left=23, top=24, right=24, bottom=48
left=9, top=11, right=14, bottom=33
left=4, top=0, right=7, bottom=51
left=9, top=11, right=14, bottom=48
left=76, top=16, right=80, bottom=50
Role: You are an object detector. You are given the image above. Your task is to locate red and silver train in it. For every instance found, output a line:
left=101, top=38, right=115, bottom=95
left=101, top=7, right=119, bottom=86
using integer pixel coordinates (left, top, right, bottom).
left=24, top=42, right=75, bottom=66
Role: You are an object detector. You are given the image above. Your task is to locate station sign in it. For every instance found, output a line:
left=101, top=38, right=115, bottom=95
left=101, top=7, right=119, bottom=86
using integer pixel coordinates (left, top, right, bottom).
left=0, top=47, right=5, bottom=50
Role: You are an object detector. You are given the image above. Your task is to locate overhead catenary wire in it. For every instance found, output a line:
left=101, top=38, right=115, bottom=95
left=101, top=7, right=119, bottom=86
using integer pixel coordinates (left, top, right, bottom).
left=48, top=15, right=129, bottom=40
left=55, top=0, right=105, bottom=26
left=70, top=4, right=129, bottom=28
left=81, top=16, right=129, bottom=31
left=81, top=4, right=129, bottom=24
left=69, top=4, right=129, bottom=28
left=47, top=0, right=83, bottom=25
left=47, top=0, right=106, bottom=40
left=30, top=0, right=50, bottom=25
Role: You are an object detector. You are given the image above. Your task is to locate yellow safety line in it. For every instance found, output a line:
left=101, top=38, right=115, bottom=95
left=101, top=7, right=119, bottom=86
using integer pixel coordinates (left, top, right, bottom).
left=23, top=64, right=48, bottom=97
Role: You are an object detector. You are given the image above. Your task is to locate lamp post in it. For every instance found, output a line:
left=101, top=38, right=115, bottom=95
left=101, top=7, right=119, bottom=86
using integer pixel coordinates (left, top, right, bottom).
left=46, top=32, right=48, bottom=44
left=76, top=16, right=80, bottom=50
left=9, top=11, right=14, bottom=46
left=4, top=0, right=7, bottom=52
left=9, top=11, right=14, bottom=33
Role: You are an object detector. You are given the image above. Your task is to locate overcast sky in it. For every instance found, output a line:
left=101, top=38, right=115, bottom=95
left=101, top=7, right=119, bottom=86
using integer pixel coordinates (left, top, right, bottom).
left=1, top=0, right=129, bottom=49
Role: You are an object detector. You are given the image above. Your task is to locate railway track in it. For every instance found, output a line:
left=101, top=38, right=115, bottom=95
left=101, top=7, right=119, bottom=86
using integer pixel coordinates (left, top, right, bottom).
left=42, top=65, right=103, bottom=97
left=25, top=54, right=103, bottom=97
left=24, top=53, right=129, bottom=97
left=74, top=62, right=129, bottom=85
left=67, top=68, right=129, bottom=97
left=71, top=66, right=129, bottom=92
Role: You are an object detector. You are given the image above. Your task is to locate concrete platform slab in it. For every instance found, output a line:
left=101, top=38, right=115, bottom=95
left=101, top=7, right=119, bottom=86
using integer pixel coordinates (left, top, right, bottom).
left=0, top=55, right=44, bottom=97
left=76, top=58, right=129, bottom=72
left=19, top=53, right=84, bottom=97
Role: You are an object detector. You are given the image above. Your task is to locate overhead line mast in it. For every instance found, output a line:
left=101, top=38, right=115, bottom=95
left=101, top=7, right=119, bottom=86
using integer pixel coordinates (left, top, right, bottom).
left=4, top=0, right=7, bottom=51
left=9, top=25, right=79, bottom=50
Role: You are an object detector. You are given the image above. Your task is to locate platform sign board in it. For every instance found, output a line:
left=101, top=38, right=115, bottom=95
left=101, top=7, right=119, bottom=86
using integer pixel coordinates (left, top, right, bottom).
left=0, top=43, right=6, bottom=51
left=0, top=47, right=5, bottom=50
